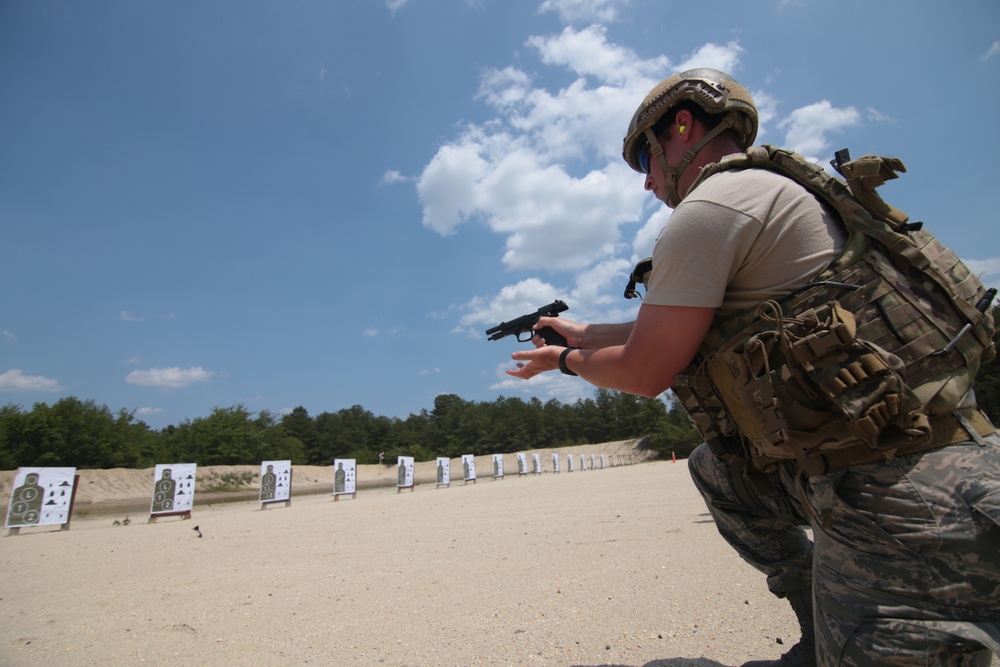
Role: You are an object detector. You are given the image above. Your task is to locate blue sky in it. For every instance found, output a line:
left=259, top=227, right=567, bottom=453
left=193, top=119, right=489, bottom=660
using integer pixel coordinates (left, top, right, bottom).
left=2, top=0, right=998, bottom=429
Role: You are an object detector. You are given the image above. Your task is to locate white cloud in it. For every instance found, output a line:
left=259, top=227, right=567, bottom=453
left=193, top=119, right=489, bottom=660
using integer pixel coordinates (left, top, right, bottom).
left=675, top=41, right=745, bottom=75
left=483, top=158, right=640, bottom=271
left=386, top=0, right=409, bottom=15
left=125, top=366, right=213, bottom=389
left=418, top=27, right=680, bottom=266
left=778, top=100, right=860, bottom=159
left=477, top=66, right=533, bottom=109
left=364, top=328, right=380, bottom=336
left=571, top=256, right=633, bottom=308
left=751, top=88, right=779, bottom=141
left=135, top=407, right=164, bottom=416
left=633, top=207, right=669, bottom=262
left=489, top=360, right=594, bottom=403
left=965, top=257, right=1000, bottom=292
left=965, top=257, right=1000, bottom=276
left=866, top=107, right=896, bottom=124
left=381, top=170, right=408, bottom=185
left=537, top=0, right=625, bottom=23
left=418, top=30, right=748, bottom=265
left=417, top=131, right=492, bottom=235
left=2, top=330, right=15, bottom=342
left=0, top=369, right=63, bottom=392
left=528, top=24, right=668, bottom=85
left=980, top=41, right=1000, bottom=62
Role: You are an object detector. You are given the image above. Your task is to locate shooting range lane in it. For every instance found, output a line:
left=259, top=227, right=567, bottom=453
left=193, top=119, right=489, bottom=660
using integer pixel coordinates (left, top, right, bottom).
left=0, top=459, right=803, bottom=666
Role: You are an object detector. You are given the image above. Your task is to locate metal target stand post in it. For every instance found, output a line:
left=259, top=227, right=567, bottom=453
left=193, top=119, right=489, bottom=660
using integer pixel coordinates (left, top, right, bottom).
left=148, top=509, right=192, bottom=524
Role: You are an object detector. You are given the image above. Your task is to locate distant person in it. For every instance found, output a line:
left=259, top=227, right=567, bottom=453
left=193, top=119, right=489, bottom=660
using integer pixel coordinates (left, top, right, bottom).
left=506, top=68, right=999, bottom=665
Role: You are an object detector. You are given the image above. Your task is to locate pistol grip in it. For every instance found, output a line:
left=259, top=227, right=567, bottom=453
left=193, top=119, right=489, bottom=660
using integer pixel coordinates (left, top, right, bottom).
left=538, top=326, right=567, bottom=347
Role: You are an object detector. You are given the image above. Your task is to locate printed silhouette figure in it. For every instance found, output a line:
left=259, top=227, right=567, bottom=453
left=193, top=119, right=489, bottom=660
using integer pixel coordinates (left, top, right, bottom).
left=9, top=472, right=44, bottom=525
left=261, top=465, right=276, bottom=501
left=152, top=468, right=176, bottom=513
left=335, top=462, right=346, bottom=493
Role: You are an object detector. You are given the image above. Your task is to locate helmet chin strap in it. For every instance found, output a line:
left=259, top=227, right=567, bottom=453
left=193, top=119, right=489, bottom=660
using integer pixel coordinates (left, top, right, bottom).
left=643, top=114, right=738, bottom=207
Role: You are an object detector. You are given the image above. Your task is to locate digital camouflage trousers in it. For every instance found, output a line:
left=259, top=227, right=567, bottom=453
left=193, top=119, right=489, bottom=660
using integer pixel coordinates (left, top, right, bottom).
left=688, top=434, right=1000, bottom=666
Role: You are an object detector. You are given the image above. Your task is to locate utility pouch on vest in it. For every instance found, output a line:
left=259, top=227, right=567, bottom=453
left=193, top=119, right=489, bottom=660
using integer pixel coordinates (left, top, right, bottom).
left=705, top=296, right=931, bottom=470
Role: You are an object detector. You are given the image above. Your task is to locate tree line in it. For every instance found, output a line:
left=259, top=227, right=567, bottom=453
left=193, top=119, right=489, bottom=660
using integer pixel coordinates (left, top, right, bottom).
left=0, top=389, right=701, bottom=471
left=3, top=307, right=998, bottom=472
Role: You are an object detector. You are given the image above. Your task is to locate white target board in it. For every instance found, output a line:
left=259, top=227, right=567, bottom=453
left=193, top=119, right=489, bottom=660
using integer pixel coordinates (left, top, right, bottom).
left=436, top=457, right=450, bottom=486
left=552, top=453, right=560, bottom=473
left=601, top=454, right=607, bottom=469
left=259, top=460, right=291, bottom=503
left=567, top=454, right=574, bottom=472
left=461, top=454, right=476, bottom=481
left=334, top=459, right=356, bottom=495
left=151, top=463, right=197, bottom=515
left=516, top=452, right=527, bottom=475
left=532, top=453, right=541, bottom=474
left=590, top=454, right=596, bottom=470
left=5, top=467, right=76, bottom=528
left=492, top=454, right=504, bottom=478
left=397, top=456, right=414, bottom=488
left=580, top=454, right=586, bottom=470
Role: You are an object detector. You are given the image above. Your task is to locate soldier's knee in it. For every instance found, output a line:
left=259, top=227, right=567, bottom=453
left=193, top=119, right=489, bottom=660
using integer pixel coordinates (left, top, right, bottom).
left=688, top=442, right=726, bottom=496
left=688, top=442, right=712, bottom=475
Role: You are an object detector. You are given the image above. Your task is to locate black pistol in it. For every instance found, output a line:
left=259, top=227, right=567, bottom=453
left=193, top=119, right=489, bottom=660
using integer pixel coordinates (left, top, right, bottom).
left=485, top=300, right=569, bottom=346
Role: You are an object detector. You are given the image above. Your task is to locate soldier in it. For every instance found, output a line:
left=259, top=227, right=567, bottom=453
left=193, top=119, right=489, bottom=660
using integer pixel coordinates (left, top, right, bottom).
left=507, top=69, right=999, bottom=665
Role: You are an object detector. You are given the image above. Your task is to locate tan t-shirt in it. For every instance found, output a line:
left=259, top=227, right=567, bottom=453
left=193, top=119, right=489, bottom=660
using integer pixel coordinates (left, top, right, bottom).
left=644, top=168, right=846, bottom=316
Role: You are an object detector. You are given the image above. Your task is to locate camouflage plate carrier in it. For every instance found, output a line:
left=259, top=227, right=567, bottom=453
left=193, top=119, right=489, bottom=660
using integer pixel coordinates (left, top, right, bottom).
left=658, top=145, right=996, bottom=476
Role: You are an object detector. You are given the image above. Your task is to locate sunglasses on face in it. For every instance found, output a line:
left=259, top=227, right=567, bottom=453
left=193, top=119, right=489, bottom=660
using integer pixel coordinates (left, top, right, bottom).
left=638, top=144, right=652, bottom=174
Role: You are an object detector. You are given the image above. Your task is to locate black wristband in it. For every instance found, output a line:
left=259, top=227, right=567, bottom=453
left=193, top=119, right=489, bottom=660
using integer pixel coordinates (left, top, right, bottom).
left=559, top=347, right=580, bottom=376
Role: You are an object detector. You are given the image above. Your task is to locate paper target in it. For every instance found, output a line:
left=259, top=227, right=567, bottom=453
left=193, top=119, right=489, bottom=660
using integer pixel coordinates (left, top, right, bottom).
left=5, top=467, right=76, bottom=528
left=151, top=463, right=197, bottom=514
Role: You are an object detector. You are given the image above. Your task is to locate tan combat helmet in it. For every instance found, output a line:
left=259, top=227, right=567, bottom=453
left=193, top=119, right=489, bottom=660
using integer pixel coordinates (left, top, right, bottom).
left=622, top=68, right=758, bottom=173
left=622, top=70, right=758, bottom=206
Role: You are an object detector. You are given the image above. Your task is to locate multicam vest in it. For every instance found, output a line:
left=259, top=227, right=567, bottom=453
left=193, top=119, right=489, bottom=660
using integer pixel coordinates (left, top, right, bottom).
left=662, top=145, right=996, bottom=475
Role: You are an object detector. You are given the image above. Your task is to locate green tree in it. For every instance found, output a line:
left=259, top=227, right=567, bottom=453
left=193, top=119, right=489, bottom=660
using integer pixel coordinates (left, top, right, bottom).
left=312, top=405, right=392, bottom=462
left=540, top=398, right=579, bottom=448
left=430, top=393, right=466, bottom=456
left=0, top=404, right=27, bottom=469
left=280, top=407, right=321, bottom=462
left=0, top=398, right=157, bottom=469
left=165, top=405, right=271, bottom=465
left=573, top=395, right=607, bottom=444
left=642, top=393, right=701, bottom=458
left=2, top=385, right=706, bottom=471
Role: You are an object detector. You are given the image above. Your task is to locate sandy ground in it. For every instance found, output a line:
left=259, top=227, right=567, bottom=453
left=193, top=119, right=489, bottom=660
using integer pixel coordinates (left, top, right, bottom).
left=3, top=444, right=994, bottom=666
